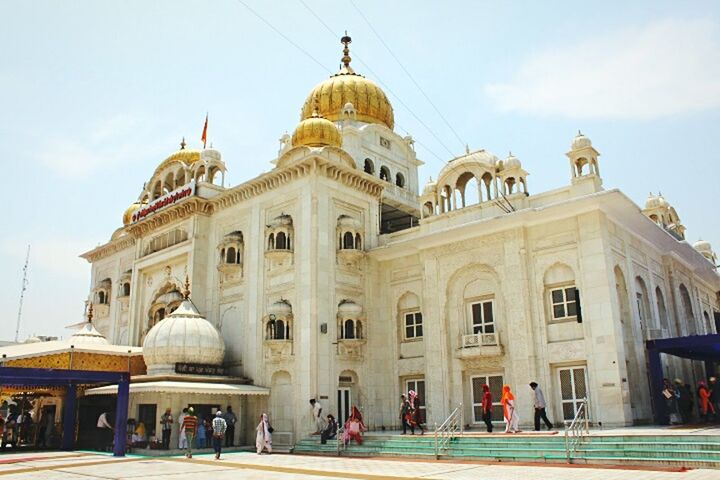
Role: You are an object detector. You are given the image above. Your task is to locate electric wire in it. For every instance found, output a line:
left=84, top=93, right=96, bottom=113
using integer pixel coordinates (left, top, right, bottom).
left=297, top=0, right=453, bottom=162
left=349, top=0, right=466, bottom=151
left=233, top=0, right=333, bottom=75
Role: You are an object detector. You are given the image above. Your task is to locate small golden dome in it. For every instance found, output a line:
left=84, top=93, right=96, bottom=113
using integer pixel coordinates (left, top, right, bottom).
left=154, top=139, right=202, bottom=175
left=300, top=35, right=394, bottom=130
left=122, top=201, right=145, bottom=225
left=291, top=111, right=342, bottom=148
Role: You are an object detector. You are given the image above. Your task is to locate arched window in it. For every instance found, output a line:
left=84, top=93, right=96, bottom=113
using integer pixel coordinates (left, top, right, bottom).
left=123, top=283, right=130, bottom=297
left=395, top=173, right=405, bottom=188
left=98, top=291, right=106, bottom=304
left=266, top=320, right=275, bottom=340
left=679, top=284, right=695, bottom=335
left=268, top=233, right=275, bottom=250
left=380, top=166, right=390, bottom=182
left=363, top=159, right=375, bottom=175
left=343, top=232, right=354, bottom=249
left=276, top=231, right=287, bottom=250
left=703, top=311, right=712, bottom=334
left=355, top=233, right=362, bottom=250
left=226, top=247, right=236, bottom=264
left=344, top=319, right=355, bottom=339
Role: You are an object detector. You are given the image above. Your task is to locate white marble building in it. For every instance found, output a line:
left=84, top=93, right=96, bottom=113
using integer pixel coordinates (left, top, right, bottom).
left=80, top=37, right=720, bottom=444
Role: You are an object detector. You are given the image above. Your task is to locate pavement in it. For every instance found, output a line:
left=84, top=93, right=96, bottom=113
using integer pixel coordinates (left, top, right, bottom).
left=0, top=450, right=719, bottom=479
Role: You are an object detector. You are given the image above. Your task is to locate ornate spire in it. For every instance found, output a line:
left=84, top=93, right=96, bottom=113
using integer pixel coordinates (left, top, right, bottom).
left=87, top=303, right=94, bottom=324
left=182, top=274, right=191, bottom=300
left=180, top=137, right=187, bottom=150
left=340, top=31, right=354, bottom=74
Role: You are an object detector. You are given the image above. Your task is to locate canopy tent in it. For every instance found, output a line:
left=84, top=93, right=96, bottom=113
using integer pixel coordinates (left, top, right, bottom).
left=0, top=366, right=130, bottom=456
left=646, top=334, right=720, bottom=424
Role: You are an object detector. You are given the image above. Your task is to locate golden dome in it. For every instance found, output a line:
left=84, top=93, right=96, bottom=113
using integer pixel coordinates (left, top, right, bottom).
left=154, top=139, right=201, bottom=175
left=122, top=201, right=145, bottom=225
left=291, top=111, right=342, bottom=148
left=300, top=35, right=394, bottom=130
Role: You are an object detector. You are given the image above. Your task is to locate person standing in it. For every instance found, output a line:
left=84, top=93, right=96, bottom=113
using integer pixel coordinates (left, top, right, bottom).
left=211, top=410, right=227, bottom=460
left=501, top=385, right=520, bottom=433
left=709, top=377, right=720, bottom=420
left=204, top=417, right=213, bottom=448
left=224, top=406, right=237, bottom=447
left=399, top=394, right=414, bottom=435
left=178, top=408, right=188, bottom=450
left=529, top=382, right=554, bottom=431
left=698, top=381, right=716, bottom=422
left=341, top=406, right=366, bottom=446
left=160, top=408, right=173, bottom=450
left=481, top=384, right=493, bottom=433
left=321, top=414, right=337, bottom=444
left=255, top=413, right=272, bottom=454
left=196, top=415, right=206, bottom=449
left=96, top=411, right=114, bottom=451
left=408, top=390, right=426, bottom=435
left=182, top=408, right=197, bottom=458
left=309, top=399, right=324, bottom=434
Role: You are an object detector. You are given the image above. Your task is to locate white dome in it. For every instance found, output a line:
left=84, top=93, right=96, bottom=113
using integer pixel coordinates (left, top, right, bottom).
left=645, top=193, right=668, bottom=210
left=422, top=177, right=437, bottom=196
left=693, top=239, right=712, bottom=253
left=142, top=299, right=225, bottom=375
left=504, top=152, right=521, bottom=169
left=269, top=214, right=293, bottom=228
left=338, top=300, right=363, bottom=317
left=24, top=336, right=42, bottom=344
left=337, top=215, right=361, bottom=230
left=68, top=322, right=110, bottom=346
left=268, top=300, right=292, bottom=317
left=572, top=131, right=592, bottom=150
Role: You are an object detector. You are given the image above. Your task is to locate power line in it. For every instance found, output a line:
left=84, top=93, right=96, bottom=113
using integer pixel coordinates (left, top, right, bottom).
left=349, top=0, right=466, bottom=151
left=233, top=0, right=333, bottom=75
left=297, top=0, right=453, bottom=161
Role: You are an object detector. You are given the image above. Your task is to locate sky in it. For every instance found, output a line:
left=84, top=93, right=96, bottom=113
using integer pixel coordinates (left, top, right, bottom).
left=1, top=0, right=719, bottom=341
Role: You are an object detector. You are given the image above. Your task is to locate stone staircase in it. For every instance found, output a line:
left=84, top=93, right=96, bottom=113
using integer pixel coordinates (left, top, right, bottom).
left=293, top=433, right=720, bottom=468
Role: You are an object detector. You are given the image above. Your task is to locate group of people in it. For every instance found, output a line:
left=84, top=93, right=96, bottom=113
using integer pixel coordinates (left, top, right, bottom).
left=399, top=390, right=427, bottom=435
left=663, top=377, right=720, bottom=424
left=310, top=398, right=365, bottom=446
left=159, top=406, right=233, bottom=459
left=478, top=382, right=554, bottom=434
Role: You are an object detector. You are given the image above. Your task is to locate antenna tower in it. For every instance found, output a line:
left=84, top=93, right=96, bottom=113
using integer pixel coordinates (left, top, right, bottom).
left=14, top=245, right=30, bottom=343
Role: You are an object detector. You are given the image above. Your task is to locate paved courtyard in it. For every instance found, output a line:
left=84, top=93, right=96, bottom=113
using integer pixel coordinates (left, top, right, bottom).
left=0, top=451, right=718, bottom=480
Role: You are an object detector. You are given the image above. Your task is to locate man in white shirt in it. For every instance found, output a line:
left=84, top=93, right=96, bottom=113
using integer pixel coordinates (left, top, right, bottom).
left=96, top=412, right=113, bottom=451
left=309, top=399, right=324, bottom=434
left=178, top=408, right=188, bottom=449
left=530, top=382, right=554, bottom=431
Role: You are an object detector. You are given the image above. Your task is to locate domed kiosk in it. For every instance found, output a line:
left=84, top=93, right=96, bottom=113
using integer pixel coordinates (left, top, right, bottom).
left=83, top=277, right=269, bottom=452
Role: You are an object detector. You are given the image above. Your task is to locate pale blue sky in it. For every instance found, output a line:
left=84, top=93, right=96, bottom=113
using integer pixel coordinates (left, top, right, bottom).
left=1, top=0, right=719, bottom=340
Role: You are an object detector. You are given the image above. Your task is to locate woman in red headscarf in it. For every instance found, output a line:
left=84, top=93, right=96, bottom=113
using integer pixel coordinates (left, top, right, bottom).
left=342, top=406, right=366, bottom=445
left=408, top=390, right=426, bottom=435
left=501, top=385, right=520, bottom=433
left=698, top=380, right=716, bottom=421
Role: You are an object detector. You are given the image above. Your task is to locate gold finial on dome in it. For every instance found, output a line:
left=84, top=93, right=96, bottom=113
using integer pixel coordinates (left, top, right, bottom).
left=182, top=274, right=191, bottom=300
left=180, top=137, right=186, bottom=150
left=87, top=302, right=94, bottom=323
left=340, top=31, right=354, bottom=73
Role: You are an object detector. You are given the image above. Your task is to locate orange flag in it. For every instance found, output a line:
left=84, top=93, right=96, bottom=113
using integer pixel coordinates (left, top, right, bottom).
left=201, top=113, right=208, bottom=149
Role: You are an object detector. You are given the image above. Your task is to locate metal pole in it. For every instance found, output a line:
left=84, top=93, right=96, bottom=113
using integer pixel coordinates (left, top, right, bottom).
left=434, top=422, right=438, bottom=459
left=14, top=245, right=30, bottom=343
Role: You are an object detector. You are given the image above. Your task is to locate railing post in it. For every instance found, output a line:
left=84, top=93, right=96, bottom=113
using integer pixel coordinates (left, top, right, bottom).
left=583, top=398, right=589, bottom=434
left=434, top=422, right=438, bottom=459
left=564, top=421, right=570, bottom=463
left=460, top=403, right=464, bottom=436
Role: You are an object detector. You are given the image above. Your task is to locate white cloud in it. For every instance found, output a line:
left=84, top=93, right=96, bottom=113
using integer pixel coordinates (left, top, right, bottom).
left=485, top=19, right=720, bottom=119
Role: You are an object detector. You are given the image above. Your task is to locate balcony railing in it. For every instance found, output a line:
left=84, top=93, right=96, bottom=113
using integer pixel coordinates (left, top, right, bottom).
left=461, top=332, right=498, bottom=348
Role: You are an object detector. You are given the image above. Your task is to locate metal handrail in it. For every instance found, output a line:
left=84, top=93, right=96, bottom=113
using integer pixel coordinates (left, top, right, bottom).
left=563, top=398, right=590, bottom=463
left=434, top=403, right=463, bottom=459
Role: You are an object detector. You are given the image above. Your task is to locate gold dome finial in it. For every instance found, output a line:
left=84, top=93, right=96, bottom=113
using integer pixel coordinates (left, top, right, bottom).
left=340, top=31, right=354, bottom=73
left=87, top=302, right=94, bottom=324
left=180, top=137, right=186, bottom=150
left=183, top=274, right=191, bottom=299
